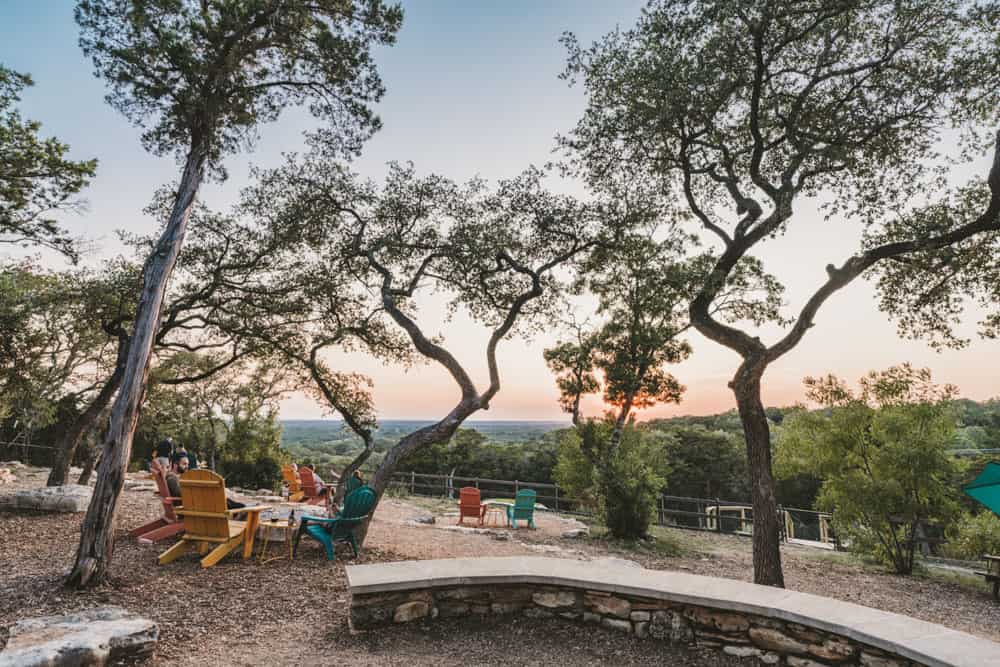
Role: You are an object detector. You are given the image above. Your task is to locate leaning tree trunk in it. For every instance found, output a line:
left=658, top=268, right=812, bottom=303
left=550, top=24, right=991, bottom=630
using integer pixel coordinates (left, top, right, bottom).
left=65, top=148, right=206, bottom=588
left=47, top=342, right=127, bottom=487
left=356, top=402, right=476, bottom=545
left=732, top=357, right=785, bottom=588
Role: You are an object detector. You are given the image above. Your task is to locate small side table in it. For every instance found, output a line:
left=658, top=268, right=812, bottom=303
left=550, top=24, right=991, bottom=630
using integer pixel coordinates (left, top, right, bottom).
left=257, top=519, right=294, bottom=565
left=481, top=501, right=510, bottom=528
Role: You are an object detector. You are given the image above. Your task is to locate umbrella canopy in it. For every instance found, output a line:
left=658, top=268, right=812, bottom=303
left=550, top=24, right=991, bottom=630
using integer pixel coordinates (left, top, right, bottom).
left=964, top=462, right=1000, bottom=517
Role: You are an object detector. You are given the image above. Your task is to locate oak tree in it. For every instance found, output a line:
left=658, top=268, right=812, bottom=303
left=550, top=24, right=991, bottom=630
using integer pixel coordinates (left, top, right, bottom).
left=562, top=0, right=999, bottom=586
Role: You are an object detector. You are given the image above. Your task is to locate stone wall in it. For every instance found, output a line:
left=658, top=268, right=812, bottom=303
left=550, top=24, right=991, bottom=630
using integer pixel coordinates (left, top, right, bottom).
left=350, top=583, right=924, bottom=667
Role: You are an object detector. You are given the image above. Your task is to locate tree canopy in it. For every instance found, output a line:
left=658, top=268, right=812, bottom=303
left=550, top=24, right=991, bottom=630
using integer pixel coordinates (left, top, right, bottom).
left=0, top=66, right=96, bottom=260
left=561, top=0, right=1000, bottom=586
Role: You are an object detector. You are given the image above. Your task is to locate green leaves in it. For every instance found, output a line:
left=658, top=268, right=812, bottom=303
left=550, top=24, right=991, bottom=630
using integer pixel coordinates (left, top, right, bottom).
left=75, top=0, right=403, bottom=170
left=776, top=365, right=962, bottom=574
left=0, top=66, right=97, bottom=261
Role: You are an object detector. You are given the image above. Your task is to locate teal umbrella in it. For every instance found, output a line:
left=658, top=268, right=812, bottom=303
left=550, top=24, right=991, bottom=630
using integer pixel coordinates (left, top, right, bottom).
left=964, top=462, right=1000, bottom=516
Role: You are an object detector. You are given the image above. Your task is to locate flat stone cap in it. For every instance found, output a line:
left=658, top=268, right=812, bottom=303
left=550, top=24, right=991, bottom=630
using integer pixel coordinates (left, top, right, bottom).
left=346, top=556, right=1000, bottom=667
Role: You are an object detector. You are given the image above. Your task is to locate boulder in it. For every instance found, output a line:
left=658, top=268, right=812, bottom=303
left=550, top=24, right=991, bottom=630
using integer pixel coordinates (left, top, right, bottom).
left=0, top=606, right=157, bottom=667
left=561, top=528, right=589, bottom=539
left=410, top=515, right=436, bottom=524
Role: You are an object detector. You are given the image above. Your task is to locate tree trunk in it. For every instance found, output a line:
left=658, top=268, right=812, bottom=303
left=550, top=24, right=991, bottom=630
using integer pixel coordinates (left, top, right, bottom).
left=47, top=341, right=127, bottom=487
left=65, top=148, right=206, bottom=589
left=731, top=358, right=785, bottom=588
left=77, top=438, right=99, bottom=486
left=356, top=402, right=476, bottom=545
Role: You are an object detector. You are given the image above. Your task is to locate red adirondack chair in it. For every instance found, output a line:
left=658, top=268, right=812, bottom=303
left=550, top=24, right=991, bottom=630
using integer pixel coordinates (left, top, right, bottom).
left=298, top=467, right=327, bottom=506
left=130, top=464, right=184, bottom=544
left=457, top=487, right=485, bottom=526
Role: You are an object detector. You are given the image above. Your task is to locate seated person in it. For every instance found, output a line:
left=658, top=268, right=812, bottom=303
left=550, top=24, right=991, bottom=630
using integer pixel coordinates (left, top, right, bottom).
left=166, top=457, right=245, bottom=512
left=154, top=438, right=174, bottom=472
left=171, top=445, right=198, bottom=470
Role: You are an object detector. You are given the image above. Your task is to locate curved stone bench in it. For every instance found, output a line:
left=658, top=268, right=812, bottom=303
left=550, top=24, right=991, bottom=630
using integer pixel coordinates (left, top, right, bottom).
left=346, top=556, right=1000, bottom=667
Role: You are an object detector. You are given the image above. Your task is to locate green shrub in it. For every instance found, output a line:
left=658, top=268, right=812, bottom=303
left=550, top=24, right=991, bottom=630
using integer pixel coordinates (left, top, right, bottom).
left=559, top=419, right=668, bottom=540
left=943, top=512, right=1000, bottom=561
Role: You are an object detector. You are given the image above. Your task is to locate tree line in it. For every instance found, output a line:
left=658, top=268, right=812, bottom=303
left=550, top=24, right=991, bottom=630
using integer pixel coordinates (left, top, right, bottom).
left=1, top=0, right=998, bottom=590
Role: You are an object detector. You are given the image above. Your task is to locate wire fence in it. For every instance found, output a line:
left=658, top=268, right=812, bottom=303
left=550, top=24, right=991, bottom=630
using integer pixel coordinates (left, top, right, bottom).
left=385, top=470, right=838, bottom=546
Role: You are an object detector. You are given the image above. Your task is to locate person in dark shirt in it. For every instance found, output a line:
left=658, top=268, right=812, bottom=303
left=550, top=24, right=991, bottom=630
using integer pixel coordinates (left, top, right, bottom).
left=154, top=438, right=174, bottom=470
left=166, top=456, right=244, bottom=511
left=171, top=445, right=198, bottom=470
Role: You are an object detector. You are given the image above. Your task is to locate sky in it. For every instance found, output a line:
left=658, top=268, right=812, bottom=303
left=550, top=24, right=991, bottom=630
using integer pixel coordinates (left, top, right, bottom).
left=1, top=1, right=997, bottom=422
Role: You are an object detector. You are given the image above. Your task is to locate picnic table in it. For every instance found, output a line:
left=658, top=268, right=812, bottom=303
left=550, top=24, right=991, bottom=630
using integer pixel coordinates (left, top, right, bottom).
left=976, top=555, right=1000, bottom=600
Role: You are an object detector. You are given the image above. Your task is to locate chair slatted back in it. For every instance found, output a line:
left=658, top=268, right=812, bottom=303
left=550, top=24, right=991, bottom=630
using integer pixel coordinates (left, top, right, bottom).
left=512, top=489, right=536, bottom=519
left=179, top=469, right=229, bottom=539
left=151, top=466, right=179, bottom=522
left=459, top=487, right=481, bottom=514
left=340, top=487, right=376, bottom=520
left=299, top=467, right=319, bottom=498
left=346, top=475, right=363, bottom=495
left=282, top=465, right=301, bottom=494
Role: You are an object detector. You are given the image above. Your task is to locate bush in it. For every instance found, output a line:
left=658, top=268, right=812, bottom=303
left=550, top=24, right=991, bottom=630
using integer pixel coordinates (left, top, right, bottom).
left=218, top=456, right=283, bottom=491
left=943, top=512, right=1000, bottom=561
left=559, top=419, right=668, bottom=540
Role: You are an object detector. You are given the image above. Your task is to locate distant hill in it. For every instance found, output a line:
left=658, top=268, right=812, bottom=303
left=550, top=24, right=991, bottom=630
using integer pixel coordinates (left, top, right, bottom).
left=280, top=419, right=568, bottom=468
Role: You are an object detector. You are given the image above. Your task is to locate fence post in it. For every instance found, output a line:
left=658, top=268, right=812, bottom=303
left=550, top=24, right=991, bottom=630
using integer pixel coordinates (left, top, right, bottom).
left=410, top=471, right=415, bottom=495
left=514, top=480, right=519, bottom=495
left=474, top=477, right=479, bottom=490
left=554, top=485, right=559, bottom=512
left=715, top=498, right=722, bottom=533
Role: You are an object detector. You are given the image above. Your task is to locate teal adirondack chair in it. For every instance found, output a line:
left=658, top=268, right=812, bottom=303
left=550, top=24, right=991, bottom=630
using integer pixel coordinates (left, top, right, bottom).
left=346, top=474, right=364, bottom=494
left=294, top=486, right=375, bottom=562
left=507, top=489, right=537, bottom=529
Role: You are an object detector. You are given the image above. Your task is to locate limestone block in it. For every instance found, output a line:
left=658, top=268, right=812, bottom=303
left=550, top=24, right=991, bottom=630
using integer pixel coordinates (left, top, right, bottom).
left=748, top=627, right=809, bottom=655
left=788, top=657, right=828, bottom=667
left=393, top=601, right=429, bottom=623
left=523, top=607, right=553, bottom=619
left=630, top=611, right=650, bottom=622
left=602, top=617, right=632, bottom=633
left=684, top=607, right=750, bottom=633
left=859, top=652, right=905, bottom=667
left=634, top=621, right=649, bottom=639
left=6, top=485, right=92, bottom=513
left=585, top=593, right=631, bottom=618
left=808, top=638, right=856, bottom=662
left=723, top=645, right=762, bottom=658
left=532, top=590, right=577, bottom=608
left=0, top=606, right=157, bottom=667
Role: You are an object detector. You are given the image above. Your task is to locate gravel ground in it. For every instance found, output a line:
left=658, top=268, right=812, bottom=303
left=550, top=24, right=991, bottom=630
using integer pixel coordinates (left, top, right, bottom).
left=2, top=468, right=1000, bottom=665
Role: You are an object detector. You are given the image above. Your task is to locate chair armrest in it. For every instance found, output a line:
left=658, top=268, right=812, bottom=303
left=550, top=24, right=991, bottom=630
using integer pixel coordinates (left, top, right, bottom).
left=164, top=496, right=182, bottom=503
left=299, top=514, right=337, bottom=525
left=227, top=505, right=271, bottom=516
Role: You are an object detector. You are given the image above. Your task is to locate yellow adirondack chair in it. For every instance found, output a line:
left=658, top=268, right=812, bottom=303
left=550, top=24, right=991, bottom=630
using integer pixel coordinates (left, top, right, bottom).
left=158, top=469, right=269, bottom=568
left=282, top=464, right=305, bottom=502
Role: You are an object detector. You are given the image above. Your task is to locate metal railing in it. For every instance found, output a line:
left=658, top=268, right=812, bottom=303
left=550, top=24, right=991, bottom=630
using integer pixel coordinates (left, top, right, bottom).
left=385, top=470, right=837, bottom=545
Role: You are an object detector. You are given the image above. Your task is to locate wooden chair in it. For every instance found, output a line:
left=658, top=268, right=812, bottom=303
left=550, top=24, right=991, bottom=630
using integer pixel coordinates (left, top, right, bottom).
left=282, top=464, right=305, bottom=502
left=507, top=489, right=537, bottom=529
left=457, top=487, right=485, bottom=526
left=298, top=467, right=326, bottom=506
left=158, top=469, right=269, bottom=568
left=294, top=486, right=376, bottom=562
left=129, top=465, right=184, bottom=544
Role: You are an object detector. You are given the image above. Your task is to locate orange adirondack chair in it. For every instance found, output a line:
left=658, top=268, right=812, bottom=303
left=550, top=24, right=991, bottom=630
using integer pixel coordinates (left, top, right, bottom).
left=282, top=464, right=305, bottom=502
left=298, top=467, right=326, bottom=506
left=129, top=464, right=184, bottom=544
left=158, top=469, right=269, bottom=568
left=457, top=487, right=485, bottom=526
